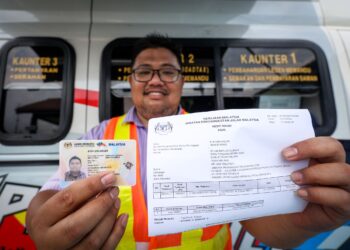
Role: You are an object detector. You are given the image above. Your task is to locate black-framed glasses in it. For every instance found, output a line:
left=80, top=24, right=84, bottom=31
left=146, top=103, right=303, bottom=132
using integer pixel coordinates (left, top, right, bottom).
left=132, top=67, right=182, bottom=83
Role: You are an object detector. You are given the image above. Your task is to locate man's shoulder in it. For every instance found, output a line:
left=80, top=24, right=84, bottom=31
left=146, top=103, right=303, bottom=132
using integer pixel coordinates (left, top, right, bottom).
left=81, top=114, right=130, bottom=140
left=81, top=120, right=110, bottom=140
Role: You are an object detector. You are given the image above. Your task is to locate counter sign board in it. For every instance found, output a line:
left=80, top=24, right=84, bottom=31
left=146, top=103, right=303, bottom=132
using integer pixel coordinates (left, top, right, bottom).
left=181, top=47, right=214, bottom=83
left=221, top=48, right=320, bottom=89
left=110, top=47, right=214, bottom=84
left=4, top=46, right=63, bottom=86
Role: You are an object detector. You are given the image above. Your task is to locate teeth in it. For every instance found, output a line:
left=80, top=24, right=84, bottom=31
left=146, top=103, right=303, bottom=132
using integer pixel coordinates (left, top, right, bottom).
left=147, top=91, right=164, bottom=94
left=148, top=92, right=163, bottom=96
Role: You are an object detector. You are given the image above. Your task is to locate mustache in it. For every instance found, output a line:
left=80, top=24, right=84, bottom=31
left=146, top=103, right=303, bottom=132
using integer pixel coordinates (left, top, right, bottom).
left=143, top=88, right=169, bottom=95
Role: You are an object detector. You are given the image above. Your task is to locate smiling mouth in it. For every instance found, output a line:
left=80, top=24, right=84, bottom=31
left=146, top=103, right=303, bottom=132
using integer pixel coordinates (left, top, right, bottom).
left=143, top=89, right=168, bottom=96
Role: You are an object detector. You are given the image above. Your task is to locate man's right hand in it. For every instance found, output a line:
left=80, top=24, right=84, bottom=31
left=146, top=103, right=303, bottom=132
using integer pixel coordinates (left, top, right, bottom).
left=26, top=172, right=128, bottom=250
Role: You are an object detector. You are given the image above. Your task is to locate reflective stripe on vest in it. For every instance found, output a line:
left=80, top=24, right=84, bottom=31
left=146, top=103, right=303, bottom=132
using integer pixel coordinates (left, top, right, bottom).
left=104, top=114, right=137, bottom=250
left=157, top=224, right=230, bottom=250
left=104, top=112, right=232, bottom=250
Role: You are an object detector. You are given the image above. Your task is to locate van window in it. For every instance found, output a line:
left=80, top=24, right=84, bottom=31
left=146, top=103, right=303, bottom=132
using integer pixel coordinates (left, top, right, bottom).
left=0, top=38, right=75, bottom=145
left=100, top=39, right=335, bottom=136
left=180, top=46, right=216, bottom=112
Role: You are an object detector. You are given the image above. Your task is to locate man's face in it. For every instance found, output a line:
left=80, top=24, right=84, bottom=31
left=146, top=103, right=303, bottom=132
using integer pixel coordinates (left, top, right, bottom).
left=69, top=159, right=81, bottom=172
left=129, top=48, right=184, bottom=121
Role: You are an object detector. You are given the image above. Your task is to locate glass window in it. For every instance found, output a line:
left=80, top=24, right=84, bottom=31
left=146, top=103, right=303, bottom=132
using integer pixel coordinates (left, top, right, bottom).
left=220, top=41, right=335, bottom=135
left=180, top=46, right=216, bottom=112
left=101, top=39, right=335, bottom=135
left=0, top=38, right=75, bottom=145
left=108, top=44, right=133, bottom=118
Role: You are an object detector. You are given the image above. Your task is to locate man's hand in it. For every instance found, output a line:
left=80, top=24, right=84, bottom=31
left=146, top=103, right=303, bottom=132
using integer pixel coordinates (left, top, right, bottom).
left=242, top=136, right=350, bottom=248
left=284, top=136, right=350, bottom=232
left=26, top=172, right=128, bottom=250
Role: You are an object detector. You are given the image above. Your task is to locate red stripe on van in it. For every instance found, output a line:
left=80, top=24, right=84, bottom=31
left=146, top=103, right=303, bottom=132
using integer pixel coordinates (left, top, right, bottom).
left=74, top=88, right=99, bottom=107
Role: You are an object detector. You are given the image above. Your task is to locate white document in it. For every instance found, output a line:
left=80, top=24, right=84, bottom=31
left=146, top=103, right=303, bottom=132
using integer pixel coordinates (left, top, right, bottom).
left=147, top=109, right=315, bottom=236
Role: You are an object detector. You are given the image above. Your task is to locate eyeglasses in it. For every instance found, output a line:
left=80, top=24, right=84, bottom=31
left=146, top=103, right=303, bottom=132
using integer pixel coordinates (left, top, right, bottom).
left=132, top=67, right=182, bottom=83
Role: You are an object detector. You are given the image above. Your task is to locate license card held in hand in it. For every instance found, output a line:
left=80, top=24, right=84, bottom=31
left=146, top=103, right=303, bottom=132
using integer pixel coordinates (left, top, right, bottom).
left=59, top=140, right=136, bottom=187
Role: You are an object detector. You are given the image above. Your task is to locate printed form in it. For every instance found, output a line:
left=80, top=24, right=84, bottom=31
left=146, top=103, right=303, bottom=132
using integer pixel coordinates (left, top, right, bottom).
left=147, top=109, right=315, bottom=236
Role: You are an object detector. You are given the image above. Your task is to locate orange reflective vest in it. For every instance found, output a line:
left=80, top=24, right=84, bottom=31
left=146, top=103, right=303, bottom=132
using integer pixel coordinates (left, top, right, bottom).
left=103, top=112, right=232, bottom=250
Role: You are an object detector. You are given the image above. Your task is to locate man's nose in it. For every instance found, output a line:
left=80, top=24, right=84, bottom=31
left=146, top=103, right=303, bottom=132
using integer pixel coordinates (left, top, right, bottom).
left=148, top=71, right=165, bottom=86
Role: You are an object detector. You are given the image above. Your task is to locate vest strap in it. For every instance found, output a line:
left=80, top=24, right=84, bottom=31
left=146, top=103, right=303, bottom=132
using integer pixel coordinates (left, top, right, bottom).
left=104, top=115, right=136, bottom=250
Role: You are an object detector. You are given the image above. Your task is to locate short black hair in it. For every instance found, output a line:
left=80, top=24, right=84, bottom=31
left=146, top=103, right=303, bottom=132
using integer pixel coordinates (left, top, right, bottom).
left=69, top=156, right=81, bottom=165
left=131, top=33, right=182, bottom=68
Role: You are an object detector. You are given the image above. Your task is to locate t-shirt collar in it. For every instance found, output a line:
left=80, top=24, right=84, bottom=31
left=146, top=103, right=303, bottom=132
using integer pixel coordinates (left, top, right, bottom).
left=123, top=106, right=182, bottom=127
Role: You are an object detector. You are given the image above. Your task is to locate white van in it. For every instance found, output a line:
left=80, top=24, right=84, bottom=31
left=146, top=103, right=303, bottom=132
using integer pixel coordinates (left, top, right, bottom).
left=0, top=0, right=349, bottom=249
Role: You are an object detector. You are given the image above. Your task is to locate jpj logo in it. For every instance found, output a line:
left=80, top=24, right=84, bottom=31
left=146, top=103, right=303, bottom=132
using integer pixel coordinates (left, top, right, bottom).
left=154, top=122, right=173, bottom=135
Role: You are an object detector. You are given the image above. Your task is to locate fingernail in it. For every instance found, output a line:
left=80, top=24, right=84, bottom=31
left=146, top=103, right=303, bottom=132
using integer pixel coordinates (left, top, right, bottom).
left=114, top=197, right=120, bottom=209
left=297, top=189, right=308, bottom=198
left=109, top=187, right=119, bottom=199
left=121, top=214, right=129, bottom=227
left=283, top=147, right=298, bottom=159
left=101, top=172, right=116, bottom=187
left=291, top=172, right=303, bottom=184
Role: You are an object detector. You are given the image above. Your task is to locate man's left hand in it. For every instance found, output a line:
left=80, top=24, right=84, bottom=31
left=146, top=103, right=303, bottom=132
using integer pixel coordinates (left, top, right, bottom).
left=283, top=136, right=350, bottom=232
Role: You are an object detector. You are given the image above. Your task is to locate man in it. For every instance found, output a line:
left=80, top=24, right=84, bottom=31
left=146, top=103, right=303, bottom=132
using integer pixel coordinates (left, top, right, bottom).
left=26, top=33, right=350, bottom=249
left=65, top=156, right=86, bottom=181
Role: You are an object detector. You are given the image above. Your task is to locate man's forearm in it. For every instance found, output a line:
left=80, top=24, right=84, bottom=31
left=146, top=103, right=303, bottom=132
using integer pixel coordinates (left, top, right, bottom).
left=241, top=214, right=316, bottom=249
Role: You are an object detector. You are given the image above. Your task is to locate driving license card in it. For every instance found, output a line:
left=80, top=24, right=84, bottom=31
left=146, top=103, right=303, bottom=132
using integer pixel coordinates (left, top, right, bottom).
left=59, top=140, right=136, bottom=187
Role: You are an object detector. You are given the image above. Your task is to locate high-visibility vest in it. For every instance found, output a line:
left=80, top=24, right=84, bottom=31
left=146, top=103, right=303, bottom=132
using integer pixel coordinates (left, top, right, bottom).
left=103, top=112, right=232, bottom=250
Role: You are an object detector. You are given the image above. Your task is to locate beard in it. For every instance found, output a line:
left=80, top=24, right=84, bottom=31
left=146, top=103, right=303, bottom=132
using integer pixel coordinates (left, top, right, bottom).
left=132, top=85, right=182, bottom=122
left=137, top=102, right=178, bottom=121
